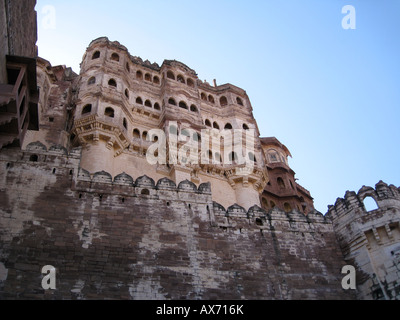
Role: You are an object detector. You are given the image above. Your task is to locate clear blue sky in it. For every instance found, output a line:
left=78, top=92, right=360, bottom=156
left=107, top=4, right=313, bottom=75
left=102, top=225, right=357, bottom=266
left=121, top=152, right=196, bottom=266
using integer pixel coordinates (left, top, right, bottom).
left=36, top=0, right=400, bottom=213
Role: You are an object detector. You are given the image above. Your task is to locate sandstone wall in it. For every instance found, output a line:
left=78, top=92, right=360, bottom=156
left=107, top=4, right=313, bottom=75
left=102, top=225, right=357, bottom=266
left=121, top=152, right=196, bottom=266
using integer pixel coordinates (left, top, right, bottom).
left=0, top=144, right=354, bottom=300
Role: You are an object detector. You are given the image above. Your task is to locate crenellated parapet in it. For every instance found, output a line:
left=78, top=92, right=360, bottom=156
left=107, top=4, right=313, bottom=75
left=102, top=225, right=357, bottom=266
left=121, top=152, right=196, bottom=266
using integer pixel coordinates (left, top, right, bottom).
left=327, top=181, right=400, bottom=234
left=327, top=181, right=400, bottom=300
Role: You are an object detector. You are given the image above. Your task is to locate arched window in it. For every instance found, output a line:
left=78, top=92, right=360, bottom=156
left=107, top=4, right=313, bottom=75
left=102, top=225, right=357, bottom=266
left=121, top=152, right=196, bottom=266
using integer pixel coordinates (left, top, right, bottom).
left=229, top=152, right=238, bottom=163
left=224, top=123, right=233, bottom=130
left=201, top=93, right=207, bottom=101
left=177, top=75, right=185, bottom=84
left=220, top=96, right=228, bottom=106
left=215, top=152, right=222, bottom=163
left=268, top=150, right=279, bottom=163
left=111, top=53, right=120, bottom=62
left=154, top=103, right=161, bottom=110
left=145, top=100, right=152, bottom=108
left=248, top=152, right=257, bottom=163
left=190, top=105, right=198, bottom=112
left=105, top=107, right=115, bottom=118
left=133, top=129, right=140, bottom=139
left=141, top=189, right=150, bottom=196
left=187, top=78, right=194, bottom=88
left=123, top=118, right=128, bottom=130
left=277, top=177, right=285, bottom=189
left=142, top=131, right=148, bottom=140
left=87, top=77, right=96, bottom=85
left=270, top=201, right=276, bottom=208
left=213, top=122, right=220, bottom=130
left=136, top=97, right=143, bottom=105
left=167, top=71, right=175, bottom=80
left=29, top=154, right=38, bottom=162
left=168, top=98, right=176, bottom=106
left=237, top=97, right=243, bottom=106
left=126, top=63, right=130, bottom=72
left=205, top=119, right=211, bottom=127
left=92, top=51, right=100, bottom=60
left=108, top=79, right=117, bottom=87
left=136, top=70, right=143, bottom=80
left=153, top=76, right=160, bottom=84
left=82, top=104, right=92, bottom=115
left=243, top=123, right=249, bottom=130
left=179, top=101, right=188, bottom=110
left=125, top=89, right=129, bottom=98
left=208, top=95, right=215, bottom=104
left=145, top=73, right=151, bottom=81
left=284, top=203, right=292, bottom=213
left=364, top=196, right=379, bottom=212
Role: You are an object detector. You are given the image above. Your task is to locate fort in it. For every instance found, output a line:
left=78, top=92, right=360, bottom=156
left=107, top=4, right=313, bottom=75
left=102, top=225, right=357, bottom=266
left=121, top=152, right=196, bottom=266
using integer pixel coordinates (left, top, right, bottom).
left=0, top=1, right=398, bottom=300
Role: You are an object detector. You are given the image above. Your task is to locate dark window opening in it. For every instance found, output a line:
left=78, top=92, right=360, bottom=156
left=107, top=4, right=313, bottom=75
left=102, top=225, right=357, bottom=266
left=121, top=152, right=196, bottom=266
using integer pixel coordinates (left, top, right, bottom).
left=82, top=104, right=92, bottom=114
left=179, top=101, right=188, bottom=110
left=141, top=189, right=150, bottom=196
left=187, top=78, right=194, bottom=87
left=105, top=107, right=115, bottom=118
left=88, top=77, right=96, bottom=85
left=224, top=123, right=233, bottom=130
left=177, top=75, right=185, bottom=84
left=92, top=51, right=100, bottom=60
left=111, top=53, right=120, bottom=62
left=30, top=155, right=38, bottom=162
left=220, top=96, right=228, bottom=106
left=167, top=71, right=175, bottom=80
left=108, top=79, right=117, bottom=87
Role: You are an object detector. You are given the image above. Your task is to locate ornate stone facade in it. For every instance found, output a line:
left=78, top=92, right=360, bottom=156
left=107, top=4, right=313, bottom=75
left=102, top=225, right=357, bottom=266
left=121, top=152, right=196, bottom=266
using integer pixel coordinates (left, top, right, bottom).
left=0, top=1, right=399, bottom=300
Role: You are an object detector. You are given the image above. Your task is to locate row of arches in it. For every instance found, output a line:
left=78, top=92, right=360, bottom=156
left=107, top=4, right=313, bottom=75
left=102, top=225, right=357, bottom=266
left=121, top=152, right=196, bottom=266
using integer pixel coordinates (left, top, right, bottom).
left=261, top=197, right=297, bottom=213
left=90, top=50, right=161, bottom=86
left=205, top=150, right=257, bottom=164
left=166, top=71, right=195, bottom=88
left=136, top=70, right=160, bottom=85
left=87, top=76, right=162, bottom=112
left=135, top=97, right=161, bottom=111
left=167, top=98, right=198, bottom=113
left=204, top=119, right=250, bottom=131
left=81, top=104, right=128, bottom=130
left=200, top=93, right=244, bottom=107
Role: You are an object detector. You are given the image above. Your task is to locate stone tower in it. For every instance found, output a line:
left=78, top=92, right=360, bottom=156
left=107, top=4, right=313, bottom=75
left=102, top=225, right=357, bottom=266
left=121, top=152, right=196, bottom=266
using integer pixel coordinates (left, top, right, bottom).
left=327, top=181, right=400, bottom=300
left=260, top=137, right=314, bottom=214
left=70, top=37, right=271, bottom=210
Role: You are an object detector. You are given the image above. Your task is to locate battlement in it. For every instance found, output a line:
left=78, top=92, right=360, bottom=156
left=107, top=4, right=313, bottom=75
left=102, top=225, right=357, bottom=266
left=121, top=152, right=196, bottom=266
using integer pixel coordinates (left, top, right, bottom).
left=327, top=181, right=400, bottom=230
left=326, top=182, right=400, bottom=300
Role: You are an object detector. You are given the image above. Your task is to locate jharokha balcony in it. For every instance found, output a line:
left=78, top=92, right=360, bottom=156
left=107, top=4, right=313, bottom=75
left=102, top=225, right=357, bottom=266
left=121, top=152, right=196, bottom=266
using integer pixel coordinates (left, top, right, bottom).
left=0, top=56, right=39, bottom=149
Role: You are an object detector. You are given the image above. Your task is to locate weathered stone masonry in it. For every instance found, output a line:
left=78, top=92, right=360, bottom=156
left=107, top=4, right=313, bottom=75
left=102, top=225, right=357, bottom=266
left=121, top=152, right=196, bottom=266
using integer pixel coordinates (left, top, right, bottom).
left=0, top=144, right=354, bottom=300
